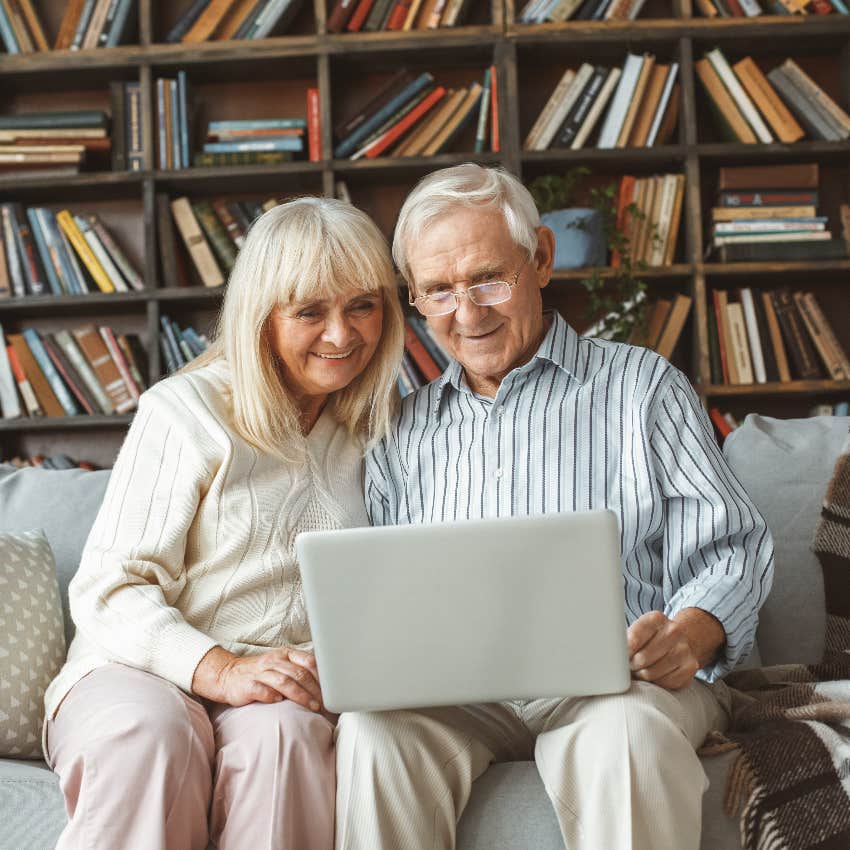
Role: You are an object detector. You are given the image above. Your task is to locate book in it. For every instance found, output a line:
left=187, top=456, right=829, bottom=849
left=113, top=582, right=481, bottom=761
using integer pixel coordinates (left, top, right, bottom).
left=553, top=66, right=608, bottom=149
left=770, top=288, right=823, bottom=380
left=779, top=59, right=850, bottom=139
left=72, top=325, right=136, bottom=413
left=422, top=83, right=482, bottom=155
left=170, top=197, right=225, bottom=288
left=713, top=290, right=735, bottom=383
left=695, top=58, right=757, bottom=144
left=8, top=332, right=64, bottom=416
left=718, top=162, right=818, bottom=190
left=760, top=290, right=791, bottom=383
left=528, top=65, right=590, bottom=151
left=395, top=88, right=464, bottom=157
left=474, top=68, right=491, bottom=154
left=404, top=318, right=441, bottom=381
left=597, top=53, right=644, bottom=149
left=732, top=56, right=805, bottom=144
left=489, top=63, right=499, bottom=153
left=307, top=87, right=321, bottom=162
left=571, top=67, right=620, bottom=150
left=706, top=48, right=773, bottom=142
left=56, top=210, right=116, bottom=293
left=82, top=0, right=113, bottom=48
left=717, top=240, right=847, bottom=262
left=100, top=325, right=140, bottom=400
left=628, top=63, right=668, bottom=148
left=350, top=87, right=442, bottom=159
left=709, top=408, right=735, bottom=439
left=193, top=200, right=236, bottom=272
left=56, top=0, right=88, bottom=49
left=726, top=302, right=754, bottom=384
left=616, top=54, right=654, bottom=148
left=794, top=291, right=850, bottom=380
left=42, top=333, right=97, bottom=415
left=0, top=325, right=21, bottom=418
left=54, top=329, right=114, bottom=413
left=654, top=294, right=692, bottom=359
left=23, top=329, right=81, bottom=416
left=738, top=288, right=766, bottom=383
left=6, top=343, right=41, bottom=416
left=766, top=67, right=840, bottom=141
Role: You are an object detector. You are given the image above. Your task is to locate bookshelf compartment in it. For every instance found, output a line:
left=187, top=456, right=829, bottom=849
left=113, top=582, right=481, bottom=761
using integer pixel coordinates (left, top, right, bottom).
left=151, top=0, right=317, bottom=45
left=691, top=38, right=850, bottom=147
left=154, top=302, right=219, bottom=379
left=507, top=0, right=677, bottom=28
left=324, top=0, right=495, bottom=34
left=1, top=425, right=131, bottom=470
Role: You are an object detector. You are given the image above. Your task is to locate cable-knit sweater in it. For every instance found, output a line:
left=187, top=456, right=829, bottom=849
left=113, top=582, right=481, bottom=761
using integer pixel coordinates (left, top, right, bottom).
left=44, top=359, right=370, bottom=724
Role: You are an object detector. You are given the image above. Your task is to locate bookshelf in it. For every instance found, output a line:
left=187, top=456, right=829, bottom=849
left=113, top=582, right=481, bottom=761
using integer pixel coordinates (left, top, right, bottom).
left=1, top=0, right=849, bottom=465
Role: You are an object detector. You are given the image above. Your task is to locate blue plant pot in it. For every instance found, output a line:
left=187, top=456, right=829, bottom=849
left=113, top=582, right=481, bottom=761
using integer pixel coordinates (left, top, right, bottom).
left=540, top=208, right=607, bottom=270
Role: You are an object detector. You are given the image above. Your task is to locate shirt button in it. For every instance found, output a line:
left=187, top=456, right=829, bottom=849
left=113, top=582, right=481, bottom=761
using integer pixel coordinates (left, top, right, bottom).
left=494, top=468, right=503, bottom=479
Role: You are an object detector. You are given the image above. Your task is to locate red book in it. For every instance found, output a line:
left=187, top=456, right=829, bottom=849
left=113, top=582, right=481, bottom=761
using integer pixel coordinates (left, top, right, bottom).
left=489, top=63, right=499, bottom=153
left=327, top=0, right=358, bottom=31
left=709, top=408, right=733, bottom=439
left=363, top=87, right=446, bottom=159
left=307, top=88, right=322, bottom=162
left=347, top=0, right=375, bottom=29
left=809, top=0, right=834, bottom=12
left=610, top=175, right=635, bottom=268
left=725, top=0, right=745, bottom=14
left=403, top=319, right=441, bottom=382
left=386, top=0, right=413, bottom=29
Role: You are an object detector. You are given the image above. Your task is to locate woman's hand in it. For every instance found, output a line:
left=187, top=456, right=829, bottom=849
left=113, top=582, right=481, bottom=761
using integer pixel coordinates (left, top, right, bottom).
left=192, top=645, right=325, bottom=711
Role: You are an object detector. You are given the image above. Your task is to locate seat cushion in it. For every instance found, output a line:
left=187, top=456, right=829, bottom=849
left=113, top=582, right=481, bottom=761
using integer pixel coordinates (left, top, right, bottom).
left=0, top=758, right=67, bottom=850
left=455, top=757, right=742, bottom=850
left=723, top=415, right=850, bottom=666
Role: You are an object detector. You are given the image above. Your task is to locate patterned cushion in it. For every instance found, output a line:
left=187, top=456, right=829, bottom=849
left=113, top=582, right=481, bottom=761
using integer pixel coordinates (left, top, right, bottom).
left=0, top=530, right=65, bottom=759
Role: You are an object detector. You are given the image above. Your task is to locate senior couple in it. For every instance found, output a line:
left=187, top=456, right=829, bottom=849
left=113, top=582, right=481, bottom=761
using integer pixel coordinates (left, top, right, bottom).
left=45, top=164, right=773, bottom=850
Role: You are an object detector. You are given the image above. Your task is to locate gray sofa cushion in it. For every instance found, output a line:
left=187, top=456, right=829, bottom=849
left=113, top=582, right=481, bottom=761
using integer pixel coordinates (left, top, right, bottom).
left=0, top=758, right=66, bottom=850
left=0, top=466, right=110, bottom=648
left=723, top=414, right=850, bottom=666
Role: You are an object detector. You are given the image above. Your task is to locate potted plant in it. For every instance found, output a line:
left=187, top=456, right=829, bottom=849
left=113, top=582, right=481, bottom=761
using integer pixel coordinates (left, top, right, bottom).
left=528, top=167, right=651, bottom=343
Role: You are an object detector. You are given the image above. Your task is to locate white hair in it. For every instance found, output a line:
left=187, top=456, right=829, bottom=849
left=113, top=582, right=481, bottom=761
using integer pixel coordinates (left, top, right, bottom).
left=186, top=196, right=404, bottom=463
left=392, top=163, right=540, bottom=287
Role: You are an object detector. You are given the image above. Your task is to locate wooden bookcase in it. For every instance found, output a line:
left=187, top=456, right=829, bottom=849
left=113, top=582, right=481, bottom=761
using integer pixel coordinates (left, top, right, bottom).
left=1, top=0, right=849, bottom=465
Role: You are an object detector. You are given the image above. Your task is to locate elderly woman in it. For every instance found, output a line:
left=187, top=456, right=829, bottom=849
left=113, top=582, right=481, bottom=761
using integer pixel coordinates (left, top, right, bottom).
left=43, top=197, right=405, bottom=850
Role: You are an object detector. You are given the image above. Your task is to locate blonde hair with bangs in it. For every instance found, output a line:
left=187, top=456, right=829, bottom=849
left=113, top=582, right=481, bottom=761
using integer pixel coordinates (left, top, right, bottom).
left=187, top=196, right=404, bottom=462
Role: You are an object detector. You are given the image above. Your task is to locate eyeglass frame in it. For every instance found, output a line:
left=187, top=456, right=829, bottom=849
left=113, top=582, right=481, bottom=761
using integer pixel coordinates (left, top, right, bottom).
left=408, top=260, right=528, bottom=317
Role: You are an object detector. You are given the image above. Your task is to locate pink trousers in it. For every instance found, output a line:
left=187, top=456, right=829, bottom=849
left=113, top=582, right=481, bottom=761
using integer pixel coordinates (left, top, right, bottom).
left=46, top=663, right=336, bottom=850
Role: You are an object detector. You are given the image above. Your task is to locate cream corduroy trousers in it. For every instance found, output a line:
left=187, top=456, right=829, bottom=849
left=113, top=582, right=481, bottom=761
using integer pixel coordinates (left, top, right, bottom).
left=46, top=663, right=336, bottom=850
left=335, top=679, right=730, bottom=850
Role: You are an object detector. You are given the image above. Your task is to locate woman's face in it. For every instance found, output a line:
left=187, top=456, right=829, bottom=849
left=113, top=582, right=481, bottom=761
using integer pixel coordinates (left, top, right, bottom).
left=268, top=288, right=385, bottom=407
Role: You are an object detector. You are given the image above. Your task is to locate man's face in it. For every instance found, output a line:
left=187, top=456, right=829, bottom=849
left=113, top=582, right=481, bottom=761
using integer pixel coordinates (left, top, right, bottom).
left=406, top=207, right=554, bottom=397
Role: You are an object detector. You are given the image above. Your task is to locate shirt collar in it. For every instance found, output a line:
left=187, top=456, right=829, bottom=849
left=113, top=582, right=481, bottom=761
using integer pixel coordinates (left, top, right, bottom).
left=432, top=311, right=589, bottom=414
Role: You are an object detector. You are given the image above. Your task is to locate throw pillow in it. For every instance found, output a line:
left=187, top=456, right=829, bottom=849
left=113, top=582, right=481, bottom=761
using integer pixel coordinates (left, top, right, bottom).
left=0, top=530, right=66, bottom=759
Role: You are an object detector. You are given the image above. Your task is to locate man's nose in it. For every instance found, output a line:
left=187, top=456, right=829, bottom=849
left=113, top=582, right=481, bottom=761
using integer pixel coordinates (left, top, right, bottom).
left=452, top=290, right=488, bottom=325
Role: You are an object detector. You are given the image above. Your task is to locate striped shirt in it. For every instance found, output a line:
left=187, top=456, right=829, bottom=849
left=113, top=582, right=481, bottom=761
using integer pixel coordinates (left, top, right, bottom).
left=365, top=311, right=774, bottom=682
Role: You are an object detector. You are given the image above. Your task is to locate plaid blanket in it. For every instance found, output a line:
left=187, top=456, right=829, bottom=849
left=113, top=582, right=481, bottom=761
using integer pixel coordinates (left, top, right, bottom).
left=702, top=430, right=850, bottom=850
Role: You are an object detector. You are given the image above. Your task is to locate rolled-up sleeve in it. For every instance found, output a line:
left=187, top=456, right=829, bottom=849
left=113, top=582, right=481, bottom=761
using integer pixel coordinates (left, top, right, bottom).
left=650, top=369, right=774, bottom=681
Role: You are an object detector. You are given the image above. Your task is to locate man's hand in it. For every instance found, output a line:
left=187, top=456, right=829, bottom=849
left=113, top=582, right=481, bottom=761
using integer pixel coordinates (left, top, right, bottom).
left=192, top=645, right=324, bottom=710
left=627, top=608, right=725, bottom=691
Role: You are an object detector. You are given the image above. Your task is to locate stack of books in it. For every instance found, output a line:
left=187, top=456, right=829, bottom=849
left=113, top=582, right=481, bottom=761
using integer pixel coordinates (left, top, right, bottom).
left=708, top=163, right=847, bottom=263
left=0, top=323, right=146, bottom=419
left=162, top=194, right=282, bottom=288
left=399, top=315, right=449, bottom=395
left=697, top=0, right=848, bottom=16
left=614, top=173, right=685, bottom=267
left=0, top=110, right=111, bottom=177
left=807, top=401, right=850, bottom=417
left=524, top=55, right=679, bottom=151
left=0, top=0, right=135, bottom=52
left=709, top=287, right=850, bottom=385
left=518, top=0, right=648, bottom=23
left=159, top=315, right=210, bottom=374
left=165, top=0, right=304, bottom=42
left=0, top=203, right=144, bottom=297
left=328, top=0, right=473, bottom=33
left=696, top=49, right=850, bottom=144
left=334, top=68, right=498, bottom=160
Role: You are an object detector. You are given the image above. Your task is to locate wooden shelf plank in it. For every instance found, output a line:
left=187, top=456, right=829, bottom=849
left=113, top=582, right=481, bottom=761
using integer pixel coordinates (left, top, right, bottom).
left=702, top=380, right=850, bottom=398
left=332, top=152, right=501, bottom=175
left=703, top=260, right=850, bottom=276
left=0, top=414, right=135, bottom=433
left=695, top=140, right=850, bottom=161
left=551, top=264, right=693, bottom=282
left=0, top=292, right=150, bottom=314
left=522, top=146, right=687, bottom=167
left=324, top=26, right=501, bottom=54
left=0, top=171, right=145, bottom=193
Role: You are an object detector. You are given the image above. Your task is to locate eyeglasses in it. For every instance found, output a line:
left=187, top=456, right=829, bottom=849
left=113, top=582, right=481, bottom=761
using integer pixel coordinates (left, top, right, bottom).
left=409, top=263, right=525, bottom=317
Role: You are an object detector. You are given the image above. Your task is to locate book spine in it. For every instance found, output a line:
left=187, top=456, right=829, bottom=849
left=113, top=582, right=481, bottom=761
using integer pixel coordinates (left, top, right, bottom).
left=597, top=53, right=643, bottom=148
left=76, top=214, right=128, bottom=292
left=56, top=209, right=115, bottom=292
left=0, top=326, right=21, bottom=417
left=165, top=0, right=209, bottom=41
left=177, top=71, right=191, bottom=169
left=170, top=197, right=225, bottom=288
left=26, top=207, right=63, bottom=295
left=72, top=325, right=135, bottom=412
left=11, top=203, right=46, bottom=296
left=766, top=67, right=838, bottom=141
left=307, top=87, right=321, bottom=161
left=55, top=330, right=112, bottom=413
left=160, top=316, right=185, bottom=371
left=780, top=59, right=850, bottom=137
left=738, top=288, right=766, bottom=383
left=71, top=0, right=97, bottom=49
left=88, top=214, right=144, bottom=291
left=571, top=66, right=621, bottom=150
left=23, top=329, right=81, bottom=415
left=6, top=344, right=42, bottom=416
left=252, top=0, right=299, bottom=37
left=538, top=64, right=594, bottom=149
left=706, top=48, right=773, bottom=143
left=193, top=200, right=237, bottom=271
left=169, top=78, right=181, bottom=168
left=55, top=223, right=88, bottom=293
left=125, top=81, right=143, bottom=170
left=362, top=86, right=446, bottom=158
left=99, top=325, right=140, bottom=399
left=328, top=0, right=359, bottom=30
left=553, top=66, right=606, bottom=148
left=109, top=80, right=127, bottom=171
left=202, top=138, right=303, bottom=152
left=489, top=63, right=499, bottom=153
left=473, top=68, right=491, bottom=154
left=98, top=0, right=121, bottom=45
left=794, top=291, right=848, bottom=379
left=404, top=319, right=441, bottom=380
left=41, top=334, right=96, bottom=414
left=3, top=207, right=25, bottom=297
left=761, top=290, right=791, bottom=382
left=118, top=334, right=146, bottom=389
left=770, top=288, right=822, bottom=379
left=645, top=62, right=678, bottom=147
left=0, top=2, right=21, bottom=53
left=233, top=0, right=267, bottom=37
left=719, top=191, right=818, bottom=207
left=82, top=0, right=112, bottom=48
left=726, top=302, right=754, bottom=384
left=211, top=199, right=245, bottom=248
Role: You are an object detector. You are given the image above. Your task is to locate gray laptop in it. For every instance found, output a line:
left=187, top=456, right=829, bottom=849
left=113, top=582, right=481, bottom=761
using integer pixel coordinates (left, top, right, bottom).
left=296, top=509, right=631, bottom=713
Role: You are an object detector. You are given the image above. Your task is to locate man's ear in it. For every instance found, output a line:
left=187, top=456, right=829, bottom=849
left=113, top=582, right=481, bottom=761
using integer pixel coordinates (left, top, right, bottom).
left=534, top=225, right=556, bottom=290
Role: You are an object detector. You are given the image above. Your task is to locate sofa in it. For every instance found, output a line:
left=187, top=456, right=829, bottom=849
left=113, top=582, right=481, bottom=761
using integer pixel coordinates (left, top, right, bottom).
left=0, top=413, right=845, bottom=850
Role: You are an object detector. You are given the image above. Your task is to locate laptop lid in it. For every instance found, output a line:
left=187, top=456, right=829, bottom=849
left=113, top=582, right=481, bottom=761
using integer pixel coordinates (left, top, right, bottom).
left=297, top=509, right=631, bottom=713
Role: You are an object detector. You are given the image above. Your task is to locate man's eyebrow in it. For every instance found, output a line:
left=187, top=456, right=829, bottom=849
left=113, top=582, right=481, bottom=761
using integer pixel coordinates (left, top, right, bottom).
left=419, top=265, right=506, bottom=290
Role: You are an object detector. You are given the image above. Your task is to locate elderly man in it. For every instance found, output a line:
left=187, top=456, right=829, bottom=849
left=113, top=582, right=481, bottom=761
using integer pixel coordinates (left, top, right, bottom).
left=334, top=164, right=773, bottom=850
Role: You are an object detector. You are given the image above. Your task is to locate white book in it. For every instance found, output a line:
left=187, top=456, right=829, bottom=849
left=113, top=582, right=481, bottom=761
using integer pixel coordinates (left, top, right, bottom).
left=548, top=0, right=584, bottom=21
left=706, top=48, right=773, bottom=144
left=1, top=207, right=24, bottom=298
left=520, top=0, right=551, bottom=20
left=713, top=231, right=832, bottom=245
left=597, top=54, right=644, bottom=149
left=536, top=64, right=594, bottom=150
left=581, top=290, right=647, bottom=339
left=0, top=325, right=21, bottom=419
left=738, top=0, right=763, bottom=15
left=739, top=288, right=767, bottom=384
left=727, top=303, right=754, bottom=385
left=649, top=174, right=677, bottom=267
left=75, top=215, right=130, bottom=293
left=645, top=62, right=678, bottom=147
left=572, top=67, right=621, bottom=149
left=57, top=224, right=91, bottom=294
left=627, top=0, right=647, bottom=17
left=524, top=69, right=576, bottom=150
